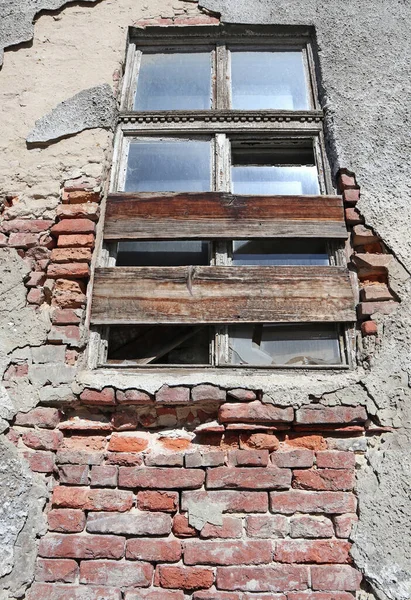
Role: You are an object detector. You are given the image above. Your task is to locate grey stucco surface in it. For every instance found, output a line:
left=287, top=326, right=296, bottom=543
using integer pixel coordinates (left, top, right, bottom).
left=0, top=0, right=100, bottom=67
left=199, top=3, right=411, bottom=598
left=27, top=84, right=118, bottom=144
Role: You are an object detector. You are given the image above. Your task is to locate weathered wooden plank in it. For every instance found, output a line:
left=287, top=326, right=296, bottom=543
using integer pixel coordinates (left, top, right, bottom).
left=91, top=266, right=356, bottom=325
left=103, top=193, right=347, bottom=240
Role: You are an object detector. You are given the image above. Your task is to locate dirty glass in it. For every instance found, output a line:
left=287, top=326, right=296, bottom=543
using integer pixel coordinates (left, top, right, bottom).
left=231, top=165, right=320, bottom=195
left=107, top=325, right=210, bottom=365
left=230, top=51, right=310, bottom=110
left=232, top=239, right=329, bottom=266
left=116, top=241, right=210, bottom=267
left=227, top=324, right=342, bottom=366
left=124, top=139, right=211, bottom=192
left=134, top=52, right=212, bottom=110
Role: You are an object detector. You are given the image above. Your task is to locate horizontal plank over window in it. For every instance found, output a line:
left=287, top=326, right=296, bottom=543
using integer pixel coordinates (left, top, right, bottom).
left=104, top=193, right=347, bottom=240
left=91, top=266, right=356, bottom=325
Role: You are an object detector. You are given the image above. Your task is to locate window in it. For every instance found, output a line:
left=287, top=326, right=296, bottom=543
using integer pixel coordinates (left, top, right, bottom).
left=90, top=25, right=356, bottom=369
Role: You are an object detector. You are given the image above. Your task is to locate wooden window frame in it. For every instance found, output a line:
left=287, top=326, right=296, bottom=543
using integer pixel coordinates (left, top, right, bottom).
left=88, top=24, right=356, bottom=371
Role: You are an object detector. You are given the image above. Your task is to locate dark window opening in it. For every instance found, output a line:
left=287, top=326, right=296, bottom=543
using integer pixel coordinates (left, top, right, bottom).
left=116, top=241, right=210, bottom=267
left=232, top=239, right=329, bottom=266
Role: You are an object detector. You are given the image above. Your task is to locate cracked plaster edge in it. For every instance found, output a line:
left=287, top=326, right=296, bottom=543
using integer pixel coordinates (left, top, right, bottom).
left=0, top=0, right=101, bottom=67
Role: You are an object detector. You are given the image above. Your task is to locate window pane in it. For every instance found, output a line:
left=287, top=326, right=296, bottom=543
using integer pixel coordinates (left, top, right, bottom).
left=107, top=325, right=210, bottom=365
left=231, top=166, right=320, bottom=195
left=230, top=51, right=310, bottom=110
left=134, top=52, right=212, bottom=110
left=228, top=324, right=342, bottom=366
left=116, top=241, right=210, bottom=267
left=124, top=140, right=211, bottom=192
left=232, top=239, right=329, bottom=266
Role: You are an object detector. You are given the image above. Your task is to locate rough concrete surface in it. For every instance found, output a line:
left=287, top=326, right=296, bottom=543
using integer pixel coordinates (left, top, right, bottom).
left=27, top=84, right=118, bottom=143
left=0, top=0, right=100, bottom=66
left=0, top=439, right=47, bottom=599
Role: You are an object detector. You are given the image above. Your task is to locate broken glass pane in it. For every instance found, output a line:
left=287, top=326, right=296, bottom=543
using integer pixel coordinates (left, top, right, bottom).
left=227, top=324, right=342, bottom=366
left=134, top=52, right=212, bottom=110
left=230, top=51, right=310, bottom=110
left=107, top=325, right=210, bottom=365
left=116, top=241, right=210, bottom=267
left=125, top=139, right=211, bottom=192
left=231, top=166, right=320, bottom=195
left=232, top=239, right=329, bottom=266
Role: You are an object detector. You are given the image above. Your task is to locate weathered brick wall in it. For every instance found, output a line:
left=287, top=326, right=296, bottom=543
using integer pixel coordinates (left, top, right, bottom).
left=11, top=394, right=373, bottom=599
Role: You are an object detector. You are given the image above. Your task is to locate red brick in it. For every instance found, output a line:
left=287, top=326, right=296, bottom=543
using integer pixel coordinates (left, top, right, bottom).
left=24, top=450, right=55, bottom=472
left=200, top=516, right=242, bottom=539
left=227, top=388, right=257, bottom=401
left=116, top=389, right=153, bottom=404
left=36, top=558, right=78, bottom=582
left=80, top=560, right=152, bottom=587
left=22, top=429, right=63, bottom=451
left=184, top=540, right=272, bottom=565
left=50, top=247, right=92, bottom=264
left=8, top=232, right=40, bottom=248
left=216, top=565, right=309, bottom=592
left=48, top=324, right=80, bottom=344
left=229, top=449, right=269, bottom=466
left=292, top=469, right=355, bottom=491
left=155, top=566, right=214, bottom=590
left=63, top=190, right=101, bottom=204
left=26, top=271, right=47, bottom=287
left=145, top=453, right=184, bottom=467
left=173, top=514, right=198, bottom=537
left=125, top=592, right=184, bottom=600
left=290, top=516, right=334, bottom=538
left=239, top=432, right=280, bottom=451
left=311, top=565, right=362, bottom=591
left=219, top=401, right=293, bottom=424
left=27, top=288, right=45, bottom=304
left=59, top=465, right=89, bottom=485
left=86, top=511, right=172, bottom=536
left=27, top=583, right=121, bottom=600
left=316, top=451, right=356, bottom=469
left=15, top=407, right=61, bottom=428
left=344, top=207, right=364, bottom=225
left=119, top=467, right=204, bottom=489
left=295, top=407, right=367, bottom=426
left=47, top=262, right=90, bottom=279
left=2, top=219, right=53, bottom=233
left=246, top=515, right=289, bottom=538
left=52, top=486, right=133, bottom=511
left=275, top=540, right=351, bottom=563
left=56, top=203, right=100, bottom=220
left=0, top=232, right=6, bottom=246
left=51, top=219, right=95, bottom=236
left=52, top=278, right=86, bottom=308
left=272, top=449, right=314, bottom=468
left=4, top=363, right=29, bottom=379
left=342, top=189, right=360, bottom=204
left=48, top=509, right=86, bottom=533
left=288, top=594, right=354, bottom=600
left=137, top=490, right=178, bottom=512
left=106, top=452, right=143, bottom=466
left=57, top=234, right=95, bottom=248
left=193, top=592, right=241, bottom=600
left=126, top=538, right=181, bottom=562
left=62, top=435, right=106, bottom=451
left=361, top=320, right=378, bottom=336
left=80, top=387, right=116, bottom=405
left=358, top=301, right=397, bottom=318
left=185, top=451, right=225, bottom=468
left=90, top=465, right=118, bottom=487
left=333, top=513, right=358, bottom=538
left=338, top=172, right=357, bottom=189
left=182, top=490, right=268, bottom=513
left=156, top=385, right=190, bottom=403
left=39, top=533, right=125, bottom=559
left=192, top=384, right=226, bottom=402
left=207, top=467, right=291, bottom=490
left=361, top=283, right=392, bottom=302
left=108, top=432, right=149, bottom=452
left=160, top=437, right=191, bottom=451
left=270, top=491, right=356, bottom=514
left=286, top=435, right=327, bottom=451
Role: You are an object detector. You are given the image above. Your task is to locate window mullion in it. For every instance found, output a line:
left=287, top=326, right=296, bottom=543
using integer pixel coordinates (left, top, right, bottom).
left=216, top=43, right=229, bottom=110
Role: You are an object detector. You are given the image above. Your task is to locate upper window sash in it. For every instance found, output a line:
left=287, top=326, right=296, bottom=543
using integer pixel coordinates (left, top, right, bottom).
left=121, top=42, right=317, bottom=113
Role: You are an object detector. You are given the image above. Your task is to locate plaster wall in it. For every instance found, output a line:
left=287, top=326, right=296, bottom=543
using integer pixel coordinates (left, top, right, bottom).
left=0, top=0, right=410, bottom=598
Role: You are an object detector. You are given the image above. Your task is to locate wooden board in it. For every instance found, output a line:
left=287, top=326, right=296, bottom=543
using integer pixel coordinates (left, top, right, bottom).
left=91, top=265, right=356, bottom=324
left=103, top=193, right=347, bottom=240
